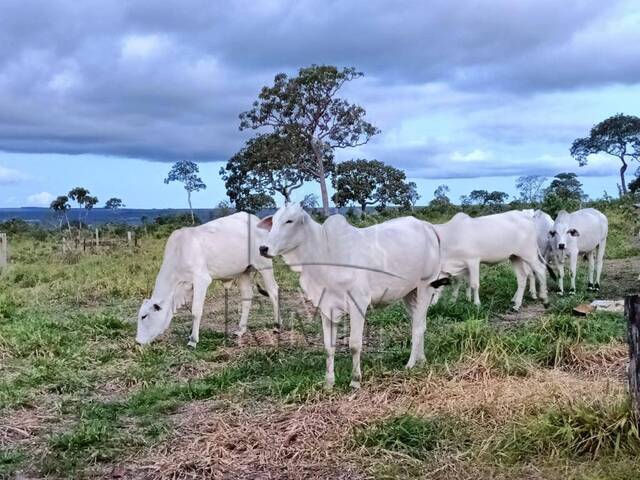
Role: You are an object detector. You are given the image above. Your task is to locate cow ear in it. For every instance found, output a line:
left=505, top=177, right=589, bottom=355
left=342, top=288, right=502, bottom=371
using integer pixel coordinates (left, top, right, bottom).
left=569, top=228, right=580, bottom=237
left=257, top=216, right=273, bottom=231
left=153, top=303, right=162, bottom=312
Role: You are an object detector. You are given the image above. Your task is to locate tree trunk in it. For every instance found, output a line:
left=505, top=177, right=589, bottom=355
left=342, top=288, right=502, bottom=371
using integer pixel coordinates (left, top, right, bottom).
left=311, top=140, right=330, bottom=216
left=188, top=191, right=195, bottom=225
left=283, top=190, right=291, bottom=204
left=625, top=295, right=640, bottom=427
left=620, top=159, right=628, bottom=196
left=361, top=203, right=366, bottom=219
left=65, top=213, right=71, bottom=232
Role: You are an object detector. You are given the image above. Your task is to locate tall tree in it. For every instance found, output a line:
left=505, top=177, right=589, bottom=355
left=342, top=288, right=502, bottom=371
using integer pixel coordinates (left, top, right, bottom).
left=68, top=187, right=90, bottom=227
left=542, top=172, right=586, bottom=215
left=515, top=175, right=547, bottom=204
left=221, top=133, right=332, bottom=205
left=50, top=195, right=71, bottom=230
left=105, top=198, right=125, bottom=211
left=331, top=159, right=418, bottom=216
left=83, top=195, right=98, bottom=225
left=239, top=65, right=380, bottom=215
left=164, top=160, right=207, bottom=224
left=570, top=113, right=640, bottom=195
left=429, top=184, right=451, bottom=208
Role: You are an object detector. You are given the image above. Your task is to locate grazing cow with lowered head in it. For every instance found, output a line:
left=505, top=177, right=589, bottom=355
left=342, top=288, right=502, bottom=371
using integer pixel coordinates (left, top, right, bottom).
left=257, top=204, right=443, bottom=389
left=548, top=208, right=608, bottom=294
left=432, top=210, right=549, bottom=310
left=136, top=212, right=280, bottom=346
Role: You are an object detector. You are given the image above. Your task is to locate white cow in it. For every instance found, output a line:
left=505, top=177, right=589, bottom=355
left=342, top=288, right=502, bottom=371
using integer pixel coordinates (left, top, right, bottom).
left=135, top=212, right=280, bottom=346
left=523, top=209, right=555, bottom=299
left=548, top=208, right=608, bottom=294
left=257, top=204, right=443, bottom=389
left=433, top=211, right=549, bottom=310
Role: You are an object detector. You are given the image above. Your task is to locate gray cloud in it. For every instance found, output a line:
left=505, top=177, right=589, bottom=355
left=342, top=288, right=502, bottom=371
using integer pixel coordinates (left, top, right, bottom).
left=0, top=0, right=638, bottom=174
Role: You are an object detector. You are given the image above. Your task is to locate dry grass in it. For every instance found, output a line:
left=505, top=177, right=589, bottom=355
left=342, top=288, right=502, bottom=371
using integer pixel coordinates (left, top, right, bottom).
left=124, top=361, right=626, bottom=480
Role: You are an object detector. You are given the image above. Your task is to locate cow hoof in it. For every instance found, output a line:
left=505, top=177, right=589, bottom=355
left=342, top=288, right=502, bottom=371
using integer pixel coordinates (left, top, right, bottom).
left=233, top=330, right=246, bottom=338
left=187, top=340, right=197, bottom=348
left=350, top=380, right=361, bottom=390
left=569, top=289, right=576, bottom=296
left=543, top=301, right=550, bottom=309
left=510, top=306, right=520, bottom=313
left=594, top=283, right=600, bottom=291
left=587, top=283, right=594, bottom=291
left=557, top=291, right=564, bottom=297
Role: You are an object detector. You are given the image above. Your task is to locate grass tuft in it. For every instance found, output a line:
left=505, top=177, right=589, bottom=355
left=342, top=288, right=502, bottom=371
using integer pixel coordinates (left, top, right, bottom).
left=494, top=399, right=640, bottom=462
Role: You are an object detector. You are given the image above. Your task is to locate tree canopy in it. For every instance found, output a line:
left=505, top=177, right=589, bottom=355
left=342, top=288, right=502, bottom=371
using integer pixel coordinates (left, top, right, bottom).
left=220, top=133, right=332, bottom=206
left=239, top=65, right=379, bottom=214
left=515, top=175, right=547, bottom=204
left=105, top=198, right=125, bottom=210
left=234, top=193, right=276, bottom=214
left=542, top=172, right=585, bottom=215
left=570, top=113, right=640, bottom=195
left=331, top=159, right=419, bottom=216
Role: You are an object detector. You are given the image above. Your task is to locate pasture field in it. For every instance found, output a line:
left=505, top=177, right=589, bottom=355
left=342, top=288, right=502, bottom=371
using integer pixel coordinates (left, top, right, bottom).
left=1, top=206, right=640, bottom=479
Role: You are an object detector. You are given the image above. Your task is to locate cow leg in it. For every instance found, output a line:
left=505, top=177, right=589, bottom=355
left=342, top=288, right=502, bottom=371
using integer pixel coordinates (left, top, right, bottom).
left=510, top=258, right=527, bottom=311
left=528, top=272, right=538, bottom=300
left=348, top=297, right=368, bottom=389
left=405, top=287, right=429, bottom=368
left=466, top=261, right=481, bottom=306
left=188, top=276, right=212, bottom=348
left=258, top=268, right=280, bottom=328
left=321, top=312, right=337, bottom=389
left=587, top=250, right=595, bottom=290
left=556, top=258, right=565, bottom=295
left=569, top=252, right=578, bottom=294
left=451, top=277, right=461, bottom=301
left=595, top=239, right=606, bottom=290
left=235, top=273, right=254, bottom=337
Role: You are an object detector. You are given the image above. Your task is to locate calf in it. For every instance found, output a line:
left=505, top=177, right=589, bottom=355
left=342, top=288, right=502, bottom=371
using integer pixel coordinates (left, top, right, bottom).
left=136, top=212, right=280, bottom=346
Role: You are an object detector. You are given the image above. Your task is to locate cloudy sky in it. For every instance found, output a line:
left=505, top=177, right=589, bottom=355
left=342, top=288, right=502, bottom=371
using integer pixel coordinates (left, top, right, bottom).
left=0, top=0, right=639, bottom=208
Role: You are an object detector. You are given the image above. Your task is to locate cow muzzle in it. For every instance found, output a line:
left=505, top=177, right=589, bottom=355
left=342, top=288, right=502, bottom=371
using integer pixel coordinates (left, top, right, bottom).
left=558, top=243, right=565, bottom=250
left=259, top=245, right=273, bottom=258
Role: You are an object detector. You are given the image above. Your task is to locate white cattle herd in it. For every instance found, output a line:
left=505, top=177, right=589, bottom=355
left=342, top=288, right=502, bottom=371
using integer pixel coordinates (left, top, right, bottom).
left=136, top=205, right=608, bottom=388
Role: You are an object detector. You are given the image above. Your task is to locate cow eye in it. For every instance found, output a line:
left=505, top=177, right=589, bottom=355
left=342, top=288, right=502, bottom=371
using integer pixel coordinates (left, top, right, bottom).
left=141, top=314, right=148, bottom=320
left=285, top=220, right=294, bottom=224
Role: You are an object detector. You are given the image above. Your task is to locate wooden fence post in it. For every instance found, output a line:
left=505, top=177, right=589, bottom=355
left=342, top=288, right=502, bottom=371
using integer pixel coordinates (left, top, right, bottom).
left=625, top=294, right=640, bottom=425
left=0, top=233, right=7, bottom=269
left=127, top=231, right=133, bottom=247
left=95, top=228, right=100, bottom=247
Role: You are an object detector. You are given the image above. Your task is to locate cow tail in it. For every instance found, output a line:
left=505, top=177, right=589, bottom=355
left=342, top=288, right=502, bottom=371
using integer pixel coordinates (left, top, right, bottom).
left=428, top=224, right=447, bottom=288
left=538, top=249, right=557, bottom=281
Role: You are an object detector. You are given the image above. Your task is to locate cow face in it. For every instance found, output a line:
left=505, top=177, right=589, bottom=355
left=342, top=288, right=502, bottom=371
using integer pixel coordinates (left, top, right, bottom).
left=257, top=204, right=307, bottom=258
left=549, top=216, right=579, bottom=252
left=135, top=298, right=171, bottom=344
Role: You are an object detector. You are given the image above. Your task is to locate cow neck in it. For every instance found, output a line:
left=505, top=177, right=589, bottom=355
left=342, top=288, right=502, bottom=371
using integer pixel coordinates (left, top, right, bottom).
left=152, top=263, right=178, bottom=301
left=290, top=213, right=325, bottom=270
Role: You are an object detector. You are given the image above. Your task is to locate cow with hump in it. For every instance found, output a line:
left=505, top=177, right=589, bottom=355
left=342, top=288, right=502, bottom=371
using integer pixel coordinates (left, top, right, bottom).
left=257, top=203, right=444, bottom=389
left=136, top=212, right=280, bottom=347
left=548, top=208, right=608, bottom=295
left=432, top=210, right=549, bottom=311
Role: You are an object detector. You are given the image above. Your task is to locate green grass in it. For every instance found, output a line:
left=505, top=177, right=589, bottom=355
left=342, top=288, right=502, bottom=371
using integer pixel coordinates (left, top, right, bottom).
left=353, top=413, right=467, bottom=459
left=494, top=399, right=640, bottom=462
